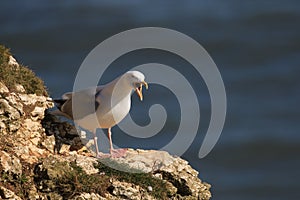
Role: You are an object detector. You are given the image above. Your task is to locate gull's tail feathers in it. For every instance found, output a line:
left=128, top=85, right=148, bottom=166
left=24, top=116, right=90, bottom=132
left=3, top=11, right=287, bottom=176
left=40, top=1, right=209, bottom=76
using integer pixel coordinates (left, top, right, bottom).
left=50, top=99, right=73, bottom=119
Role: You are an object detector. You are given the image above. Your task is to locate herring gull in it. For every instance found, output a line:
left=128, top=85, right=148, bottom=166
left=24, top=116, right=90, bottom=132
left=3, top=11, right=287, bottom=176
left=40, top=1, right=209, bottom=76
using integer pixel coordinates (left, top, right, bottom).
left=51, top=71, right=148, bottom=158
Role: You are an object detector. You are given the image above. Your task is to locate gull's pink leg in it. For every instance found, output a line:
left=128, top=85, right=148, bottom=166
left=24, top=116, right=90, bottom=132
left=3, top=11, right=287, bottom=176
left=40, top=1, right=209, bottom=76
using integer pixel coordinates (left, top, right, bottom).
left=107, top=128, right=127, bottom=158
left=93, top=129, right=109, bottom=158
left=92, top=129, right=100, bottom=156
left=107, top=127, right=114, bottom=154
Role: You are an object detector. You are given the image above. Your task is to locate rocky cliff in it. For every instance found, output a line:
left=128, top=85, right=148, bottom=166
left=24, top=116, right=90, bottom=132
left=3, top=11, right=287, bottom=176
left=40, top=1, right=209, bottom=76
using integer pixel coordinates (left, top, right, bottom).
left=0, top=45, right=212, bottom=200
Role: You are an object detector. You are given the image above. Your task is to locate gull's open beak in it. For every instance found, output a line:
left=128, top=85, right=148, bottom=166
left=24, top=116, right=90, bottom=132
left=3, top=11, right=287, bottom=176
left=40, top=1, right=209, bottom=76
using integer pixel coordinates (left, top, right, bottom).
left=135, top=81, right=148, bottom=101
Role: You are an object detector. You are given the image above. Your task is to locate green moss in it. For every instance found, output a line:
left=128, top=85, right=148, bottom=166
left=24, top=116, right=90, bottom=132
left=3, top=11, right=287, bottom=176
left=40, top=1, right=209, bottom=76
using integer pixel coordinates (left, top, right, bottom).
left=52, top=161, right=110, bottom=199
left=0, top=45, right=48, bottom=96
left=95, top=160, right=169, bottom=199
left=0, top=159, right=34, bottom=199
left=52, top=160, right=169, bottom=199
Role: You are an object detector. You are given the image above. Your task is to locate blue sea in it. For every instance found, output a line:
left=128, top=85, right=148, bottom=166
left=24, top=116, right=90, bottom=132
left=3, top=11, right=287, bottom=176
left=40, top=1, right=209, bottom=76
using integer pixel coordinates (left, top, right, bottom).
left=1, top=1, right=300, bottom=199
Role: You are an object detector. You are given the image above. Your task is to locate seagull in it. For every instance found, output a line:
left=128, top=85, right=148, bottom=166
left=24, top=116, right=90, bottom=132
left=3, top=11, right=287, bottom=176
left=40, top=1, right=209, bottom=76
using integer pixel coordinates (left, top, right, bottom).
left=51, top=71, right=148, bottom=158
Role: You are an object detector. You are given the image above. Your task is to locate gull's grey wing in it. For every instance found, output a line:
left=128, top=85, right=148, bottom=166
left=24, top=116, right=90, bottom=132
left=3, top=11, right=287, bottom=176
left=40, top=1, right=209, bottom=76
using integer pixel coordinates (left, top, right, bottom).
left=53, top=86, right=104, bottom=120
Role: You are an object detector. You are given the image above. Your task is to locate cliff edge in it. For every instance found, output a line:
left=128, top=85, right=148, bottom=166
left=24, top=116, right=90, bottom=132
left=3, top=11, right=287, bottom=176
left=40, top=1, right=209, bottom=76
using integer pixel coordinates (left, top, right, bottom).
left=0, top=45, right=212, bottom=200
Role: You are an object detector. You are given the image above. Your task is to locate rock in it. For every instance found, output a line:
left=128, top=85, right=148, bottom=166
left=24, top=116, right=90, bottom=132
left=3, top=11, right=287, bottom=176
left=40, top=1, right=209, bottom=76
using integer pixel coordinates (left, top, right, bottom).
left=4, top=93, right=24, bottom=115
left=41, top=134, right=56, bottom=152
left=14, top=84, right=25, bottom=93
left=147, top=185, right=153, bottom=192
left=100, top=149, right=212, bottom=199
left=71, top=193, right=106, bottom=200
left=73, top=154, right=99, bottom=175
left=109, top=149, right=175, bottom=173
left=35, top=156, right=73, bottom=180
left=27, top=185, right=40, bottom=200
left=0, top=186, right=22, bottom=200
left=8, top=55, right=18, bottom=66
left=0, top=47, right=212, bottom=200
left=0, top=82, right=9, bottom=93
left=28, top=150, right=211, bottom=199
left=0, top=79, right=53, bottom=162
left=41, top=192, right=63, bottom=200
left=0, top=98, right=21, bottom=133
left=109, top=180, right=154, bottom=200
left=165, top=181, right=178, bottom=196
left=0, top=121, right=6, bottom=131
left=0, top=150, right=22, bottom=175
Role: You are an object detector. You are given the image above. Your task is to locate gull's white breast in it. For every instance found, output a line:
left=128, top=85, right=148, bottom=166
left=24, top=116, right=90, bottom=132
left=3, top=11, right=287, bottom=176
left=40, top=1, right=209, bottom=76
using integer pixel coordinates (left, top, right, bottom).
left=97, top=93, right=131, bottom=128
left=75, top=93, right=131, bottom=131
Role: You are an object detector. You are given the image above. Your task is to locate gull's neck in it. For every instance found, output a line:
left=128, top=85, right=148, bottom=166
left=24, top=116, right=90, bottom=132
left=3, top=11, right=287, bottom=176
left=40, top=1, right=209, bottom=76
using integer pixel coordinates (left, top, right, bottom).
left=102, top=75, right=133, bottom=104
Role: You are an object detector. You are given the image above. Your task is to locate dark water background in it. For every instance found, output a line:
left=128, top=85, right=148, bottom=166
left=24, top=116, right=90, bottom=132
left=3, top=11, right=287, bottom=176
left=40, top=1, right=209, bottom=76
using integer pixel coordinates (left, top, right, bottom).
left=1, top=1, right=300, bottom=199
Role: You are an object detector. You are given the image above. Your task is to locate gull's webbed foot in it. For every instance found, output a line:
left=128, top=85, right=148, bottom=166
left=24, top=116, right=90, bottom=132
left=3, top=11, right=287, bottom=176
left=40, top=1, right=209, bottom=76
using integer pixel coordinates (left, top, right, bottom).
left=110, top=148, right=128, bottom=158
left=96, top=152, right=110, bottom=158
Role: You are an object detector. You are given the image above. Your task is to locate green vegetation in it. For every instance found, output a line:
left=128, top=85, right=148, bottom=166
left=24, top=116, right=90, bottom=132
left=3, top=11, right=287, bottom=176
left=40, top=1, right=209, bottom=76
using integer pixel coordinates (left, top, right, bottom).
left=0, top=160, right=34, bottom=199
left=40, top=159, right=169, bottom=199
left=0, top=44, right=171, bottom=199
left=96, top=160, right=169, bottom=199
left=51, top=162, right=110, bottom=199
left=0, top=45, right=10, bottom=65
left=48, top=160, right=169, bottom=199
left=0, top=135, right=170, bottom=199
left=0, top=45, right=48, bottom=96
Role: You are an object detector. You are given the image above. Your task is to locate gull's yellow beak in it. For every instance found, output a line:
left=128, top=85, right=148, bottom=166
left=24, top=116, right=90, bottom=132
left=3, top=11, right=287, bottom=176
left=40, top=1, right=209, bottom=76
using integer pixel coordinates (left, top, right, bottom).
left=135, top=81, right=148, bottom=101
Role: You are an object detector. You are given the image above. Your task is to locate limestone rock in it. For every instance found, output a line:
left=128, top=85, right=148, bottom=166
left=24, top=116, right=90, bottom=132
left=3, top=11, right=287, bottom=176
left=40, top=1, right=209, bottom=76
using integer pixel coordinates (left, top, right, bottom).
left=0, top=82, right=9, bottom=93
left=73, top=153, right=99, bottom=175
left=71, top=193, right=106, bottom=200
left=0, top=98, right=21, bottom=133
left=0, top=50, right=212, bottom=200
left=110, top=149, right=175, bottom=173
left=34, top=156, right=73, bottom=180
left=109, top=180, right=154, bottom=200
left=100, top=149, right=212, bottom=199
left=14, top=84, right=25, bottom=93
left=8, top=55, right=18, bottom=66
left=0, top=150, right=22, bottom=175
left=0, top=186, right=22, bottom=200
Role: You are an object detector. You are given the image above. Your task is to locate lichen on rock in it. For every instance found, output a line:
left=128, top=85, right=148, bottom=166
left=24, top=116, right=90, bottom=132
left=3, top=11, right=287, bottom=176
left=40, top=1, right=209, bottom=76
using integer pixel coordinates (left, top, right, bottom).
left=0, top=45, right=212, bottom=200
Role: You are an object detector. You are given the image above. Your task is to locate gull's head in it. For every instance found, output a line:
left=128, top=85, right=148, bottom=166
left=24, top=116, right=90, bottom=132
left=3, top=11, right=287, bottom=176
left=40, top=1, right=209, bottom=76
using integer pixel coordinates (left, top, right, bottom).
left=124, top=71, right=148, bottom=101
